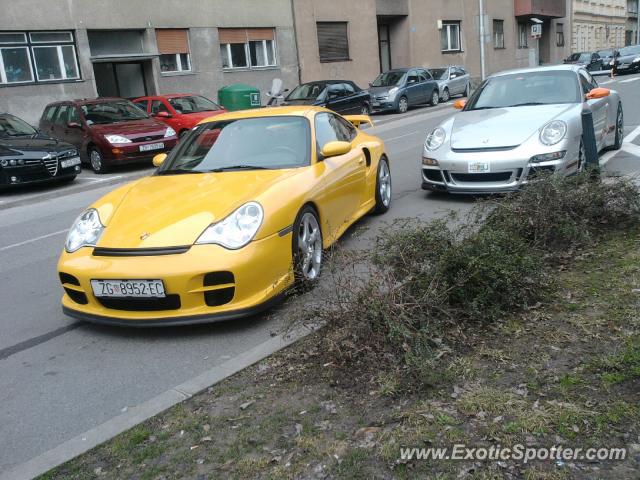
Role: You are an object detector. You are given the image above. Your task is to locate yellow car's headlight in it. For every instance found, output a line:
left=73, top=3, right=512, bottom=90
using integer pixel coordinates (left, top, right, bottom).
left=196, top=202, right=264, bottom=250
left=65, top=208, right=104, bottom=253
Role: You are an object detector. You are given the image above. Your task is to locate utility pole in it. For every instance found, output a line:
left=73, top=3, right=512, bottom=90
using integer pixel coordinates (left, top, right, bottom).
left=637, top=0, right=640, bottom=45
left=479, top=0, right=486, bottom=80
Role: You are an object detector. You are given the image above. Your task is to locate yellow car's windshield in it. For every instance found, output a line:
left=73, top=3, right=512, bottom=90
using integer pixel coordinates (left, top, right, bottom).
left=158, top=116, right=311, bottom=174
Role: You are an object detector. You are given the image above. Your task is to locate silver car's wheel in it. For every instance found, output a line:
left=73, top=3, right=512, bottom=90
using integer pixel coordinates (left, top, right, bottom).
left=294, top=209, right=322, bottom=282
left=442, top=88, right=450, bottom=102
left=430, top=90, right=439, bottom=106
left=397, top=97, right=408, bottom=114
left=613, top=105, right=623, bottom=150
left=374, top=157, right=392, bottom=213
left=577, top=140, right=585, bottom=173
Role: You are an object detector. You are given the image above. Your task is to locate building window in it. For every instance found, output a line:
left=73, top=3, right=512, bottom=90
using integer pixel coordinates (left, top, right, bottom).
left=218, top=28, right=277, bottom=69
left=156, top=29, right=191, bottom=73
left=0, top=31, right=79, bottom=85
left=518, top=22, right=528, bottom=48
left=441, top=21, right=461, bottom=52
left=556, top=23, right=565, bottom=47
left=316, top=22, right=350, bottom=62
left=493, top=20, right=505, bottom=49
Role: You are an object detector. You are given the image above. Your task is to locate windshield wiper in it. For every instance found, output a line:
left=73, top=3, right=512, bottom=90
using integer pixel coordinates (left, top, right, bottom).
left=157, top=169, right=203, bottom=175
left=209, top=165, right=272, bottom=172
left=503, top=102, right=545, bottom=107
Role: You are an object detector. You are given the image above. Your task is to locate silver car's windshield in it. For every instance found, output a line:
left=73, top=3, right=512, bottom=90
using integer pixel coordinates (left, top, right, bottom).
left=466, top=70, right=582, bottom=110
left=430, top=68, right=448, bottom=80
left=372, top=71, right=406, bottom=87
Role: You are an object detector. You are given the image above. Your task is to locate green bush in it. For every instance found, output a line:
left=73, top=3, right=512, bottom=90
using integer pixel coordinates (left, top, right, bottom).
left=299, top=174, right=640, bottom=384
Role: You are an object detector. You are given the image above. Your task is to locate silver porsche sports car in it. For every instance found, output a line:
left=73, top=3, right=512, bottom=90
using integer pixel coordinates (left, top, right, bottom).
left=421, top=65, right=623, bottom=194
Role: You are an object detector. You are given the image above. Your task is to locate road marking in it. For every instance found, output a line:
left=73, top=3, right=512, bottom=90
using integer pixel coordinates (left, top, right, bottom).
left=599, top=80, right=614, bottom=85
left=0, top=229, right=67, bottom=252
left=620, top=77, right=640, bottom=84
left=624, top=125, right=640, bottom=144
left=385, top=131, right=422, bottom=142
left=621, top=142, right=640, bottom=156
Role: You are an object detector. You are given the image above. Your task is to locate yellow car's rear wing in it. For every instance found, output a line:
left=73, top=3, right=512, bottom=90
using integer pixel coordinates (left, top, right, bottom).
left=343, top=115, right=374, bottom=129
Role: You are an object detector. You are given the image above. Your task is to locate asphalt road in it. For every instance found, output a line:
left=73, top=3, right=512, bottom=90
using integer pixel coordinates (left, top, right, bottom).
left=1, top=72, right=640, bottom=475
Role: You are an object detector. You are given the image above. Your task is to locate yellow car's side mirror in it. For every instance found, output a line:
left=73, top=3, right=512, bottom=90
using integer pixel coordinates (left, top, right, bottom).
left=152, top=153, right=167, bottom=167
left=321, top=141, right=352, bottom=159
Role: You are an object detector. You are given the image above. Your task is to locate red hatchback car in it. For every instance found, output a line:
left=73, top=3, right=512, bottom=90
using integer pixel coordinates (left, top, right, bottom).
left=132, top=94, right=226, bottom=138
left=40, top=98, right=178, bottom=173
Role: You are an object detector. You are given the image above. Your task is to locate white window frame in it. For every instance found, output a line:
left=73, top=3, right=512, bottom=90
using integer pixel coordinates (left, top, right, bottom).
left=32, top=44, right=79, bottom=82
left=160, top=52, right=192, bottom=73
left=0, top=32, right=27, bottom=44
left=29, top=31, right=74, bottom=44
left=0, top=46, right=35, bottom=84
left=221, top=34, right=277, bottom=70
left=518, top=22, right=529, bottom=48
left=493, top=20, right=505, bottom=49
left=441, top=22, right=461, bottom=52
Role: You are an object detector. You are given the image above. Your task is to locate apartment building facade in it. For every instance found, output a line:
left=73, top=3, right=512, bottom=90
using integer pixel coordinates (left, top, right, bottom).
left=0, top=0, right=300, bottom=123
left=572, top=0, right=627, bottom=52
left=293, top=0, right=570, bottom=88
left=1, top=0, right=574, bottom=124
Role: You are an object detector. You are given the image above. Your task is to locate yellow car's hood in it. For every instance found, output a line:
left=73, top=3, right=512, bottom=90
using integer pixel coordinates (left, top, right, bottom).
left=96, top=170, right=298, bottom=248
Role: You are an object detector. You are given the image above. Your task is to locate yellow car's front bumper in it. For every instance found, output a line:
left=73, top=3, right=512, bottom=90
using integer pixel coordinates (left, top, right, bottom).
left=57, top=231, right=294, bottom=327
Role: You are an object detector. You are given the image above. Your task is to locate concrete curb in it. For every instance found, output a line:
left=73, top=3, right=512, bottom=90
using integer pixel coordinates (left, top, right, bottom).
left=0, top=324, right=317, bottom=480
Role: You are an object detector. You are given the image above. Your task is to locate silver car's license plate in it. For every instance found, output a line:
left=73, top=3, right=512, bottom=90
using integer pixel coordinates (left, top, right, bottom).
left=468, top=161, right=490, bottom=173
left=60, top=157, right=81, bottom=168
left=140, top=142, right=164, bottom=152
left=91, top=279, right=166, bottom=298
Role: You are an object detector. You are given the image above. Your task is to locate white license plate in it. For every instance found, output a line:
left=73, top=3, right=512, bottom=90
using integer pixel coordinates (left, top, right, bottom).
left=372, top=102, right=380, bottom=107
left=139, top=142, right=164, bottom=152
left=60, top=157, right=81, bottom=168
left=618, top=65, right=628, bottom=69
left=468, top=161, right=490, bottom=173
left=91, top=279, right=165, bottom=298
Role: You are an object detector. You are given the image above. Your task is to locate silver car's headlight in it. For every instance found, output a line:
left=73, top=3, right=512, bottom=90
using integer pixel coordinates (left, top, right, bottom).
left=425, top=127, right=446, bottom=151
left=196, top=202, right=263, bottom=249
left=65, top=208, right=104, bottom=253
left=104, top=134, right=131, bottom=144
left=539, top=120, right=567, bottom=146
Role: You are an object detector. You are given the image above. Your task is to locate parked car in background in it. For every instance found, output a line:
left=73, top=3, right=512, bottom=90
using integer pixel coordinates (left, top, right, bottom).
left=40, top=98, right=178, bottom=174
left=563, top=52, right=604, bottom=72
left=421, top=65, right=622, bottom=194
left=0, top=113, right=80, bottom=187
left=430, top=66, right=471, bottom=102
left=369, top=68, right=439, bottom=113
left=596, top=49, right=615, bottom=70
left=132, top=94, right=226, bottom=138
left=282, top=80, right=371, bottom=115
left=613, top=44, right=640, bottom=73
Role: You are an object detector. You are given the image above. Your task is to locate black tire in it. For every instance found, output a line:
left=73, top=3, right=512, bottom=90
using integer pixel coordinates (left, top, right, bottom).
left=430, top=90, right=439, bottom=106
left=292, top=206, right=323, bottom=287
left=89, top=147, right=109, bottom=174
left=441, top=88, right=450, bottom=102
left=373, top=156, right=392, bottom=214
left=613, top=104, right=623, bottom=150
left=360, top=103, right=371, bottom=115
left=397, top=96, right=409, bottom=114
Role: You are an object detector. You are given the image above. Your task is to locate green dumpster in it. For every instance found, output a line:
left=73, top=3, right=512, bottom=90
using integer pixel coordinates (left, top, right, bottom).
left=217, top=84, right=261, bottom=111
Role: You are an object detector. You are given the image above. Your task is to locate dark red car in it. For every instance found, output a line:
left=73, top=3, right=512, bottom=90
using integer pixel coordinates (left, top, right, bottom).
left=39, top=98, right=179, bottom=173
left=132, top=94, right=226, bottom=138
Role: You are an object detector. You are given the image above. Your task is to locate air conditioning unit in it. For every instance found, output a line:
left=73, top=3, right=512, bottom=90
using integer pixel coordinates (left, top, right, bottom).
left=437, top=20, right=443, bottom=30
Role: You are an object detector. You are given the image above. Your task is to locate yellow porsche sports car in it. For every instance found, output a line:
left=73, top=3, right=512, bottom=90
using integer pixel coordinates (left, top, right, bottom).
left=57, top=106, right=392, bottom=326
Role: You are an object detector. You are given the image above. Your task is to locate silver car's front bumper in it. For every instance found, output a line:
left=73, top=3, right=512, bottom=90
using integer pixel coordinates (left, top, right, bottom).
left=421, top=141, right=579, bottom=194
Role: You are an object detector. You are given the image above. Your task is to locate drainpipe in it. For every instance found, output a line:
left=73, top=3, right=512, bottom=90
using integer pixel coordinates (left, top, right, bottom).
left=290, top=0, right=302, bottom=85
left=478, top=0, right=487, bottom=80
left=637, top=0, right=640, bottom=44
